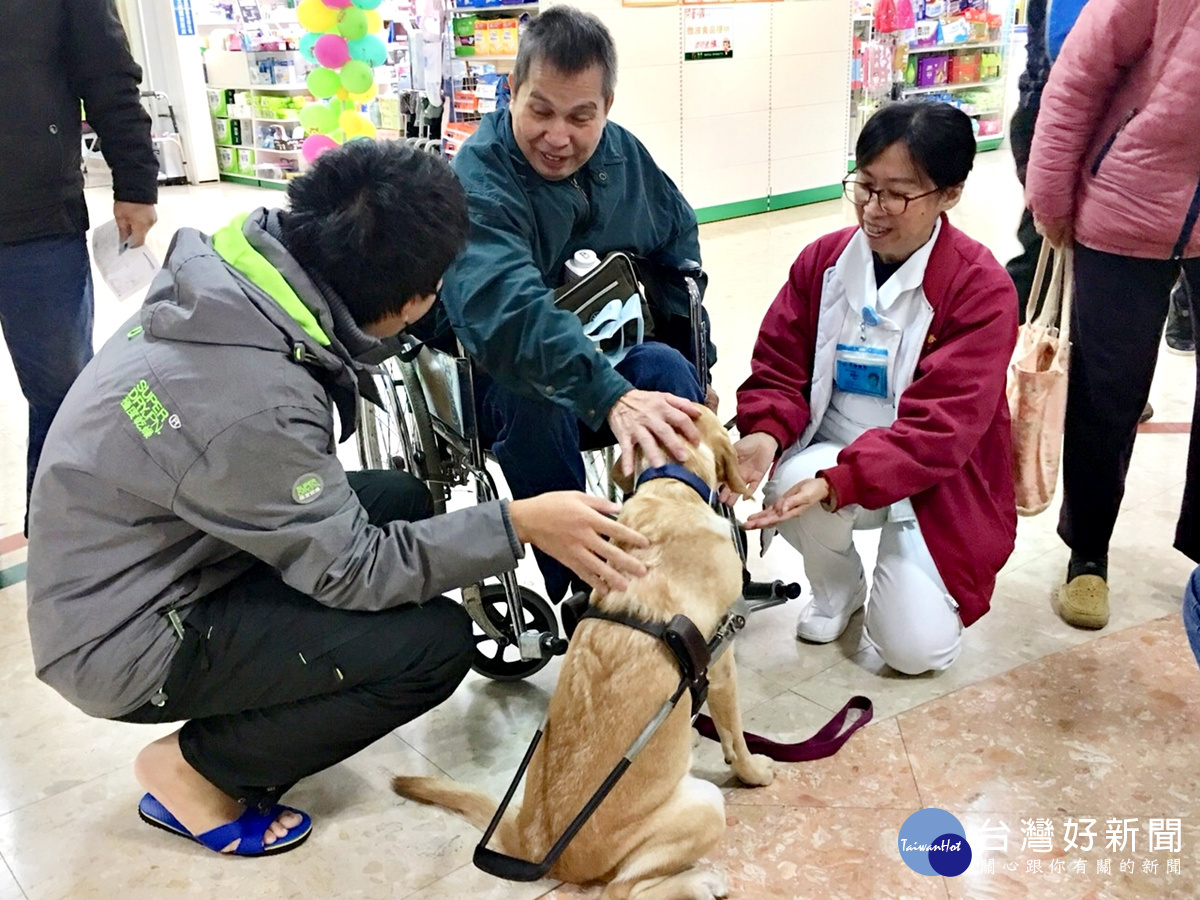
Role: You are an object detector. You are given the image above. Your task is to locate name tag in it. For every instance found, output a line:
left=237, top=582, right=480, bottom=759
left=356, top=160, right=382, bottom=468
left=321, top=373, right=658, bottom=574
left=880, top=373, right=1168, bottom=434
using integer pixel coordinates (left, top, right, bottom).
left=835, top=343, right=889, bottom=398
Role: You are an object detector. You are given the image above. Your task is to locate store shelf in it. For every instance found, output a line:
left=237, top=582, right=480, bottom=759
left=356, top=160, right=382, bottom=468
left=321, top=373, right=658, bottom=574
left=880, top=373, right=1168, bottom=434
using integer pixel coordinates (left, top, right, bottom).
left=902, top=79, right=1003, bottom=95
left=210, top=83, right=310, bottom=93
left=451, top=2, right=539, bottom=12
left=907, top=41, right=1003, bottom=54
left=455, top=54, right=518, bottom=62
left=254, top=116, right=301, bottom=124
left=252, top=148, right=303, bottom=156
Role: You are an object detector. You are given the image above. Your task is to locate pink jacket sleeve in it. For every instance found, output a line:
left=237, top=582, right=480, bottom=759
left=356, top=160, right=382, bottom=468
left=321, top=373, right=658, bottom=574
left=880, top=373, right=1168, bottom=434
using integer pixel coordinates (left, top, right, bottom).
left=1025, top=0, right=1156, bottom=227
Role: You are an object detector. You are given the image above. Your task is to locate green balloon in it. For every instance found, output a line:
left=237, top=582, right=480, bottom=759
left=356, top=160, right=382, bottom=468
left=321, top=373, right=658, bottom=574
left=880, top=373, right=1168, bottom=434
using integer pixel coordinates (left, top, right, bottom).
left=299, top=102, right=337, bottom=134
left=352, top=0, right=383, bottom=9
left=339, top=59, right=374, bottom=95
left=306, top=66, right=341, bottom=99
left=337, top=7, right=369, bottom=41
left=348, top=34, right=387, bottom=67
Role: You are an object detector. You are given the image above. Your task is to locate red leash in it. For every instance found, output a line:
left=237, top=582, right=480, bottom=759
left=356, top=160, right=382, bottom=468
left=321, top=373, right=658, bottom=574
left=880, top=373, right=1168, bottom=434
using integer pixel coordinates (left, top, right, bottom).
left=693, top=695, right=872, bottom=762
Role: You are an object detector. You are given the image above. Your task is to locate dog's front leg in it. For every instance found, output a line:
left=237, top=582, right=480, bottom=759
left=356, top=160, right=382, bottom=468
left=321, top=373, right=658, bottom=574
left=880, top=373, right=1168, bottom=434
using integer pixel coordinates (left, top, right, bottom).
left=705, top=649, right=774, bottom=786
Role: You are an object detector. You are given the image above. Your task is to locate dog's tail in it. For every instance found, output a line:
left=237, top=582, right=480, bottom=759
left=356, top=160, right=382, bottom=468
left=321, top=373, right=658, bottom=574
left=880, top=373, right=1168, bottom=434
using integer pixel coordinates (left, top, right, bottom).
left=391, top=775, right=499, bottom=832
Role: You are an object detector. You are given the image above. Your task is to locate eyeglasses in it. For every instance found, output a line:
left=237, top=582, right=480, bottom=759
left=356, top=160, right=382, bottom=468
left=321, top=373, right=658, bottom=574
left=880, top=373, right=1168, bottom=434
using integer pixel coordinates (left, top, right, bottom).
left=842, top=176, right=940, bottom=216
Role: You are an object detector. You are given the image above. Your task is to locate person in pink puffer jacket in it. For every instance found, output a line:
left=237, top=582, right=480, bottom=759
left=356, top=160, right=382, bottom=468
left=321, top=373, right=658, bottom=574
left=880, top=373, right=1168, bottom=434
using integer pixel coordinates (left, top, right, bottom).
left=1026, top=0, right=1200, bottom=631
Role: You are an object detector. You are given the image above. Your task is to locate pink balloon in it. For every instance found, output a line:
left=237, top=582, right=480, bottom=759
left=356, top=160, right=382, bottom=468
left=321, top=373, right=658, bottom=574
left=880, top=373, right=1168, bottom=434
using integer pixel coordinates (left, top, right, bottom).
left=314, top=34, right=351, bottom=69
left=321, top=0, right=353, bottom=7
left=302, top=134, right=339, bottom=164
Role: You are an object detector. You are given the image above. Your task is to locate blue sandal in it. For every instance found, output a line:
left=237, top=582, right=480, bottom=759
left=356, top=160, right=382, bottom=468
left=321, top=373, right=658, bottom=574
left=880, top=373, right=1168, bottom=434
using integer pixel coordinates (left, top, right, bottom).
left=138, top=792, right=312, bottom=856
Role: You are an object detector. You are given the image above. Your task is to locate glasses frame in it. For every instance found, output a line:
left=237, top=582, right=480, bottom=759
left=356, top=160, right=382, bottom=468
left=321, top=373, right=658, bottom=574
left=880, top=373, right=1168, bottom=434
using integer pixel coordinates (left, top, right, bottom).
left=842, top=176, right=941, bottom=216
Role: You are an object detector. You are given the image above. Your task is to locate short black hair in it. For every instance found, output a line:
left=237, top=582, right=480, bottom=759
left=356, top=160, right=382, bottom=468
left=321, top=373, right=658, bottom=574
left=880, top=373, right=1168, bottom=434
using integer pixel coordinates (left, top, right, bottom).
left=280, top=140, right=468, bottom=327
left=512, top=6, right=617, bottom=100
left=856, top=101, right=976, bottom=189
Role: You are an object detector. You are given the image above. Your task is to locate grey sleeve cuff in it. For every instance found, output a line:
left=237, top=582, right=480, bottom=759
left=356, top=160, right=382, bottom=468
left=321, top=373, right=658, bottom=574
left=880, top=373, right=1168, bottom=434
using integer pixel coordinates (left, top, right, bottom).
left=499, top=499, right=526, bottom=560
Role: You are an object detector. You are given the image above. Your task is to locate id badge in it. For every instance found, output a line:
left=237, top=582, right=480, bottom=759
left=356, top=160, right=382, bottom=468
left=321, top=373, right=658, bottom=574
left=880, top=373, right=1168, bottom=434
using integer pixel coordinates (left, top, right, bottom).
left=835, top=343, right=889, bottom=398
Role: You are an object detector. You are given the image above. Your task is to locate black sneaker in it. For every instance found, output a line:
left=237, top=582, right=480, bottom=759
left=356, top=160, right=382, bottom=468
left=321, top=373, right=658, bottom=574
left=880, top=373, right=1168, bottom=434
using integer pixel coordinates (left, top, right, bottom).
left=1140, top=402, right=1154, bottom=424
left=1166, top=275, right=1196, bottom=355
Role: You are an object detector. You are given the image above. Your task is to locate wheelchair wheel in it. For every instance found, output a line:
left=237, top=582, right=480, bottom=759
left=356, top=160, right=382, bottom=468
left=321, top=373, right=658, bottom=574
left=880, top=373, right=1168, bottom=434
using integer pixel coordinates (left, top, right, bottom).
left=356, top=358, right=447, bottom=514
left=395, top=359, right=448, bottom=511
left=471, top=583, right=559, bottom=682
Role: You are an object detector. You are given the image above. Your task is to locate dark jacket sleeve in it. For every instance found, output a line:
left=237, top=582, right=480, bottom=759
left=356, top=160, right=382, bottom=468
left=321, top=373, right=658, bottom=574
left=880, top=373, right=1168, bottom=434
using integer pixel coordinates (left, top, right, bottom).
left=439, top=187, right=632, bottom=431
left=68, top=0, right=158, bottom=205
left=819, top=251, right=1018, bottom=511
left=735, top=242, right=825, bottom=453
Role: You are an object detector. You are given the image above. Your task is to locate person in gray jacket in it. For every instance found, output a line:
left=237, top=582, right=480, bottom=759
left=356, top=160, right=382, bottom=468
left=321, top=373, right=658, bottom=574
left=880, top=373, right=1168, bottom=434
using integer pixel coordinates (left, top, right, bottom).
left=25, top=140, right=648, bottom=857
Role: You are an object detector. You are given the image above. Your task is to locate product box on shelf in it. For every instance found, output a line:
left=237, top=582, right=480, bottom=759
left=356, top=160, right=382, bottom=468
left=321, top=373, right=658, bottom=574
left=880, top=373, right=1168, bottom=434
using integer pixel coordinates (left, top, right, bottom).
left=453, top=15, right=476, bottom=55
left=916, top=54, right=949, bottom=87
left=213, top=117, right=242, bottom=146
left=911, top=20, right=939, bottom=48
left=980, top=51, right=1001, bottom=80
left=207, top=88, right=231, bottom=117
left=443, top=122, right=479, bottom=158
left=948, top=52, right=980, bottom=83
left=977, top=115, right=1002, bottom=136
left=217, top=146, right=237, bottom=173
left=236, top=148, right=256, bottom=175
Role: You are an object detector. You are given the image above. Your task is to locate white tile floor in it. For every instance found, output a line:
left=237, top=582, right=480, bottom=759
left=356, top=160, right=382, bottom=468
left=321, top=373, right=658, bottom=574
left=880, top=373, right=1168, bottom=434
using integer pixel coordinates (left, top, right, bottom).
left=0, top=143, right=1197, bottom=899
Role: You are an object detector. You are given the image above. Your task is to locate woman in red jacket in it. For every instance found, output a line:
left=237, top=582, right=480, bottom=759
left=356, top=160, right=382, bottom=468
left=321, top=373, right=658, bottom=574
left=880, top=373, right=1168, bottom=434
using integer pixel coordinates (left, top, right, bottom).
left=731, top=102, right=1017, bottom=675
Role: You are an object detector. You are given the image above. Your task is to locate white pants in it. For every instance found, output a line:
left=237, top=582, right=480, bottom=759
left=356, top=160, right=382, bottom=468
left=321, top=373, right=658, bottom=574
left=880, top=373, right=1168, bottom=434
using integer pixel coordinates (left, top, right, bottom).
left=767, top=441, right=963, bottom=675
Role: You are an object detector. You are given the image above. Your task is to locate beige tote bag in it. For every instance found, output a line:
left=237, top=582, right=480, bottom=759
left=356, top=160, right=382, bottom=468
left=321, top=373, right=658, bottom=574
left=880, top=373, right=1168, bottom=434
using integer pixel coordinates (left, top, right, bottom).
left=1007, top=241, right=1072, bottom=516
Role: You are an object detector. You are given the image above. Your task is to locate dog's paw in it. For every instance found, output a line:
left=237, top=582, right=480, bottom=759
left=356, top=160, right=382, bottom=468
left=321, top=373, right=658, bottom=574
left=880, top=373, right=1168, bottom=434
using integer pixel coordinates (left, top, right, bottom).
left=696, top=869, right=730, bottom=898
left=733, top=753, right=775, bottom=787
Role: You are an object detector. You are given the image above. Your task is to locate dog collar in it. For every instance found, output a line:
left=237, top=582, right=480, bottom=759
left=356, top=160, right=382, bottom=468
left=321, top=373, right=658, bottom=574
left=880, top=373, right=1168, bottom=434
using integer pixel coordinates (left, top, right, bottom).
left=634, top=463, right=717, bottom=507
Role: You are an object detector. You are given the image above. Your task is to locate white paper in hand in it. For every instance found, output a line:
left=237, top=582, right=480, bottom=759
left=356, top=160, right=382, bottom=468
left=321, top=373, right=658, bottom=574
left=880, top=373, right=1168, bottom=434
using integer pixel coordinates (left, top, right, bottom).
left=91, top=220, right=160, bottom=301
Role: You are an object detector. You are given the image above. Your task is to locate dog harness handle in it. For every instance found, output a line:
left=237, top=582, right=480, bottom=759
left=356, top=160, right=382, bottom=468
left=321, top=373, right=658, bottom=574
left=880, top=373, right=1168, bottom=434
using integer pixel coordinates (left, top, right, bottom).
left=473, top=678, right=692, bottom=882
left=693, top=695, right=873, bottom=762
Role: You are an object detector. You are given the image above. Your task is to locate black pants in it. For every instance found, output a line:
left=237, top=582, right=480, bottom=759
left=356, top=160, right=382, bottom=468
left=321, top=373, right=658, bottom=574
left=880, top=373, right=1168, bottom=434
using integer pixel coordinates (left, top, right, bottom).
left=1059, top=245, right=1200, bottom=560
left=119, top=469, right=474, bottom=813
left=1006, top=100, right=1050, bottom=325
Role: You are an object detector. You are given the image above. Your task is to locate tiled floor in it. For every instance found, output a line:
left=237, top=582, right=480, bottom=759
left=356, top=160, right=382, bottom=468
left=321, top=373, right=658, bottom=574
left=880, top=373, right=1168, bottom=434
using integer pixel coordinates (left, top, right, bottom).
left=1, top=144, right=1198, bottom=899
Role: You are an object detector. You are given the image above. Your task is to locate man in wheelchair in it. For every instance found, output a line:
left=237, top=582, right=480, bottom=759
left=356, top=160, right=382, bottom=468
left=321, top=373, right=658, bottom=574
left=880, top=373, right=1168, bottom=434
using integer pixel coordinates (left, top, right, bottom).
left=434, top=6, right=719, bottom=602
left=25, top=141, right=651, bottom=857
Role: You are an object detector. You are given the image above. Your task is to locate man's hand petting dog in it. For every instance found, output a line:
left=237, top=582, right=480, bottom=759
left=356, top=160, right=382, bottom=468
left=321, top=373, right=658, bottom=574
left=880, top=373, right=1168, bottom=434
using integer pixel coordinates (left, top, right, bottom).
left=509, top=492, right=648, bottom=594
left=608, top=389, right=702, bottom=476
left=744, top=477, right=832, bottom=529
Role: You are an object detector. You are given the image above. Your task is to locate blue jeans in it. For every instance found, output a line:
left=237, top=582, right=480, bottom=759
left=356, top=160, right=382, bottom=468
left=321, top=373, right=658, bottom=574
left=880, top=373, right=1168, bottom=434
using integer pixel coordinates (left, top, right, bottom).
left=1184, top=567, right=1200, bottom=671
left=479, top=341, right=705, bottom=602
left=0, top=235, right=94, bottom=521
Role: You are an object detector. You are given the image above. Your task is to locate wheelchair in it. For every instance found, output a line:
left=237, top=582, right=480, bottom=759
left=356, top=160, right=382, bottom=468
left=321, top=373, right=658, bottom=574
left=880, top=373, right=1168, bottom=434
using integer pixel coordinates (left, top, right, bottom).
left=356, top=264, right=799, bottom=682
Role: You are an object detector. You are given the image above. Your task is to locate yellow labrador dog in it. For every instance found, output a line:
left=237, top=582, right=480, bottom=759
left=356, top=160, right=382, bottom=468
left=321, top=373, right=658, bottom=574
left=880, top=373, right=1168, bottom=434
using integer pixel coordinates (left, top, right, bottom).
left=393, top=405, right=774, bottom=900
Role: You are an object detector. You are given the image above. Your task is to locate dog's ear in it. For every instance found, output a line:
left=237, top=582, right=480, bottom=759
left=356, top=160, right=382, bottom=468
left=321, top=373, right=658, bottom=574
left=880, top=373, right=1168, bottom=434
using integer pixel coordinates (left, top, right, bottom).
left=715, top=430, right=752, bottom=500
left=610, top=452, right=636, bottom=495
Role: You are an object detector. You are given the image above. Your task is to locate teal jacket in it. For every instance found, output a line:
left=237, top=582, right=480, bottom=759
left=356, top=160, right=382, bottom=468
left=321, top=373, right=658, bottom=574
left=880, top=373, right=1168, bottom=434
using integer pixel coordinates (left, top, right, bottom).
left=440, top=110, right=710, bottom=431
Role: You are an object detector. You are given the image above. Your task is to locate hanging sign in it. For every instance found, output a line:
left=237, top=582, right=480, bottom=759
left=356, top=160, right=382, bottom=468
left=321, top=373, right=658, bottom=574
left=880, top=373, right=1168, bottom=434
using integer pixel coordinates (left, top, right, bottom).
left=239, top=1, right=263, bottom=23
left=684, top=7, right=734, bottom=60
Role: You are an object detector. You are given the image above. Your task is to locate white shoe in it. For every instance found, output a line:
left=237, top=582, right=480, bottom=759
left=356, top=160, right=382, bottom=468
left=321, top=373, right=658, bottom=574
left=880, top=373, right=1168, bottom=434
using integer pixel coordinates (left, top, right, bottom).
left=795, top=579, right=867, bottom=644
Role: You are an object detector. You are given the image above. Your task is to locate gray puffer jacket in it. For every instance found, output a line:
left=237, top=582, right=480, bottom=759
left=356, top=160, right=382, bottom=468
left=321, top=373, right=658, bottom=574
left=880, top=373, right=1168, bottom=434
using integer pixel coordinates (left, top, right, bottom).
left=26, top=209, right=522, bottom=718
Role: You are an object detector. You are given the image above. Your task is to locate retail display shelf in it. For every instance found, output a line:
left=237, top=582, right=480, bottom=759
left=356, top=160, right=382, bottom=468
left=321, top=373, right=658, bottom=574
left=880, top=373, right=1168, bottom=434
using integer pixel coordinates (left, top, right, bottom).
left=456, top=54, right=518, bottom=61
left=907, top=41, right=1003, bottom=54
left=252, top=147, right=302, bottom=156
left=208, top=83, right=310, bottom=93
left=902, top=78, right=1003, bottom=95
left=451, top=2, right=539, bottom=12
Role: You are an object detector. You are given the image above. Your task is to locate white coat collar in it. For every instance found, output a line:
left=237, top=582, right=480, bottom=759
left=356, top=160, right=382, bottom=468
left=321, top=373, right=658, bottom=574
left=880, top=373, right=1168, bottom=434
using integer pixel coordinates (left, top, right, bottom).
left=834, top=216, right=942, bottom=314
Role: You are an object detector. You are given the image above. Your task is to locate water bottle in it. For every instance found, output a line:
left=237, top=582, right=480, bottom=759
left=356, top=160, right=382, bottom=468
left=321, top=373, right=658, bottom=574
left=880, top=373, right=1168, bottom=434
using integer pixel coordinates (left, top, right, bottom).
left=564, top=249, right=601, bottom=285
